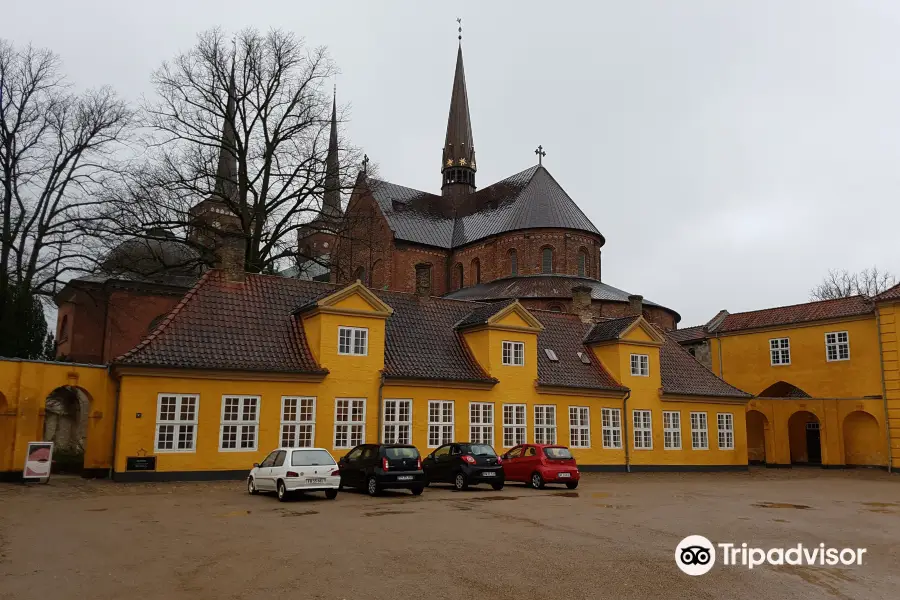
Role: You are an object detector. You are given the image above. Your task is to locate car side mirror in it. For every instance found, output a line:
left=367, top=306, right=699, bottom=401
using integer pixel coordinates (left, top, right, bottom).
left=252, top=462, right=259, bottom=468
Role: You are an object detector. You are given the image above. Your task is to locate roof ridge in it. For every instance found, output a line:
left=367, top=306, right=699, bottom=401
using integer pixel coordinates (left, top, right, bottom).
left=114, top=269, right=215, bottom=363
left=726, top=294, right=872, bottom=317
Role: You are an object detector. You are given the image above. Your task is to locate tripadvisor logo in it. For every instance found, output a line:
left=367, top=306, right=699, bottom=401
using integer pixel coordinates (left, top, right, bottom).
left=675, top=535, right=867, bottom=576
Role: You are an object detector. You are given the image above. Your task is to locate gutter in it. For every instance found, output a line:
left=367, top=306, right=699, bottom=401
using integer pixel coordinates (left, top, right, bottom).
left=622, top=390, right=631, bottom=473
left=377, top=371, right=385, bottom=443
left=875, top=310, right=893, bottom=473
left=716, top=331, right=724, bottom=378
left=109, top=367, right=122, bottom=480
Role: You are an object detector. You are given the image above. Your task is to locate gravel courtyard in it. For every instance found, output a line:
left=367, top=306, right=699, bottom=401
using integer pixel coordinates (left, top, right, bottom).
left=1, top=469, right=898, bottom=600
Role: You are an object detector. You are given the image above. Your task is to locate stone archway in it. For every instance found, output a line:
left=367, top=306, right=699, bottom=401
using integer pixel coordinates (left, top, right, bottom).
left=788, top=410, right=821, bottom=465
left=843, top=411, right=884, bottom=466
left=43, top=386, right=91, bottom=474
left=746, top=410, right=769, bottom=464
left=759, top=381, right=811, bottom=398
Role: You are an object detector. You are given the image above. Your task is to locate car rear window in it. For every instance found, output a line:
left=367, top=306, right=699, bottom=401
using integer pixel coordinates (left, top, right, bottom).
left=466, top=444, right=496, bottom=457
left=385, top=447, right=419, bottom=459
left=544, top=447, right=573, bottom=459
left=291, top=449, right=336, bottom=466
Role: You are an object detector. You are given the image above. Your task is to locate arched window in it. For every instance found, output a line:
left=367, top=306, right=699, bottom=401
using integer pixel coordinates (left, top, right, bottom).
left=541, top=247, right=554, bottom=274
left=353, top=266, right=366, bottom=284
left=578, top=249, right=588, bottom=277
left=548, top=305, right=564, bottom=313
left=454, top=263, right=464, bottom=290
left=509, top=249, right=518, bottom=276
left=59, top=315, right=69, bottom=343
left=471, top=258, right=481, bottom=285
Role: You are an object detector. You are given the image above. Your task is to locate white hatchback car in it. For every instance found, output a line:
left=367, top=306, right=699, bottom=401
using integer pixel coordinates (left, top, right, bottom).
left=248, top=447, right=341, bottom=501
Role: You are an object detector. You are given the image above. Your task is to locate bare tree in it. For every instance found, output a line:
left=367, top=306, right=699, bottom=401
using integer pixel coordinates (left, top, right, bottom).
left=102, top=28, right=363, bottom=274
left=810, top=267, right=897, bottom=300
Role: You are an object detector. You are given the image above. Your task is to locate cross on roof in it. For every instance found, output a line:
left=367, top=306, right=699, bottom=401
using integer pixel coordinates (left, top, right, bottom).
left=361, top=154, right=369, bottom=174
left=534, top=145, right=546, bottom=165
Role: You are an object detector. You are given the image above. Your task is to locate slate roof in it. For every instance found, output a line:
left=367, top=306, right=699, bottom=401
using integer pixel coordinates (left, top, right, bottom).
left=454, top=299, right=517, bottom=330
left=666, top=325, right=708, bottom=344
left=875, top=283, right=900, bottom=302
left=658, top=334, right=751, bottom=399
left=535, top=312, right=627, bottom=392
left=367, top=164, right=602, bottom=250
left=712, top=296, right=873, bottom=333
left=583, top=316, right=640, bottom=344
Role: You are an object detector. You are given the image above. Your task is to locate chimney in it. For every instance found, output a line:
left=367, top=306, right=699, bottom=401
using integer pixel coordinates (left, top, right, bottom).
left=628, top=294, right=643, bottom=316
left=415, top=264, right=432, bottom=297
left=571, top=285, right=593, bottom=323
left=216, top=232, right=246, bottom=283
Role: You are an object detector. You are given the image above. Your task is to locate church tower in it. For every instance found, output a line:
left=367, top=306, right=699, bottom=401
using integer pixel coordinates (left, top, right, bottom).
left=441, top=34, right=477, bottom=213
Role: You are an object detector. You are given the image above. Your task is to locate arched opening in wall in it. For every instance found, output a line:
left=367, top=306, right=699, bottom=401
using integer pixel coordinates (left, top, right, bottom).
left=787, top=410, right=821, bottom=465
left=843, top=411, right=884, bottom=466
left=370, top=258, right=384, bottom=289
left=758, top=381, right=812, bottom=398
left=59, top=315, right=69, bottom=343
left=541, top=247, right=554, bottom=274
left=746, top=410, right=769, bottom=464
left=42, top=386, right=92, bottom=474
left=548, top=304, right=564, bottom=313
left=454, top=263, right=464, bottom=290
left=471, top=258, right=481, bottom=285
left=353, top=266, right=366, bottom=285
left=577, top=249, right=588, bottom=277
left=508, top=249, right=518, bottom=276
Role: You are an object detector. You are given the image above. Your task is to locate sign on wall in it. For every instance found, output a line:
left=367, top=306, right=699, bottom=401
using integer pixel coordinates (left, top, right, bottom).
left=126, top=456, right=157, bottom=471
left=23, top=442, right=54, bottom=483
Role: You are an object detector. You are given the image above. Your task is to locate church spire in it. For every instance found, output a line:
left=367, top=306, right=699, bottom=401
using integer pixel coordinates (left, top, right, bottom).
left=322, top=88, right=342, bottom=220
left=214, top=53, right=238, bottom=203
left=441, top=22, right=476, bottom=201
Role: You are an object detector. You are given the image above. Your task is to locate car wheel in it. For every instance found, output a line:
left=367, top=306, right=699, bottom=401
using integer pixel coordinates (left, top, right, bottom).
left=277, top=480, right=289, bottom=502
left=530, top=472, right=545, bottom=490
left=491, top=482, right=505, bottom=491
left=454, top=472, right=469, bottom=491
left=565, top=481, right=579, bottom=490
left=411, top=486, right=424, bottom=496
left=325, top=489, right=338, bottom=500
left=366, top=476, right=380, bottom=497
left=247, top=477, right=258, bottom=495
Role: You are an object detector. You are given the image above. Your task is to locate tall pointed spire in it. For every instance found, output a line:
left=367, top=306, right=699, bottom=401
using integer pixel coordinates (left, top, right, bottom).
left=441, top=23, right=476, bottom=202
left=322, top=87, right=342, bottom=220
left=214, top=51, right=238, bottom=202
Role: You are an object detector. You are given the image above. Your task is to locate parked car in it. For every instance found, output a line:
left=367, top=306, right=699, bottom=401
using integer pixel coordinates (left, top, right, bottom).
left=501, top=444, right=580, bottom=489
left=248, top=447, right=341, bottom=501
left=422, top=443, right=505, bottom=491
left=337, top=444, right=426, bottom=496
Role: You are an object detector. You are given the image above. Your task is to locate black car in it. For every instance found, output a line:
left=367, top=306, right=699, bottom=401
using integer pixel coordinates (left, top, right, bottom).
left=337, top=444, right=426, bottom=496
left=422, top=443, right=505, bottom=491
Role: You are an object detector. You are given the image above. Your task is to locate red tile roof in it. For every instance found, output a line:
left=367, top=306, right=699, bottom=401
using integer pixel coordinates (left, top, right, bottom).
left=875, top=283, right=900, bottom=302
left=664, top=325, right=707, bottom=344
left=712, top=296, right=873, bottom=333
left=659, top=335, right=751, bottom=399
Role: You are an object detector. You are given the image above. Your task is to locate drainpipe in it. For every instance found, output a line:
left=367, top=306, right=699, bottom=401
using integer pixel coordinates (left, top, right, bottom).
left=716, top=332, right=724, bottom=378
left=622, top=390, right=631, bottom=473
left=109, top=369, right=122, bottom=481
left=377, top=372, right=385, bottom=443
left=875, top=310, right=893, bottom=473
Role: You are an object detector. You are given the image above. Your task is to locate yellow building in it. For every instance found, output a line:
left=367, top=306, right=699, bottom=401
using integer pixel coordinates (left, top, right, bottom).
left=1, top=270, right=752, bottom=480
left=675, top=288, right=900, bottom=470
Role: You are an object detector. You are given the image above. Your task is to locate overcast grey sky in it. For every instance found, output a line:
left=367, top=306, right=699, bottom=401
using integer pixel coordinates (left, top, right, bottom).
left=6, top=0, right=899, bottom=325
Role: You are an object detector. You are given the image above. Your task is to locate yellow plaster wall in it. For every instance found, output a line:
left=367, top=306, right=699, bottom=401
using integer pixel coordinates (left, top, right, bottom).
left=876, top=303, right=899, bottom=469
left=0, top=359, right=116, bottom=474
left=711, top=316, right=883, bottom=398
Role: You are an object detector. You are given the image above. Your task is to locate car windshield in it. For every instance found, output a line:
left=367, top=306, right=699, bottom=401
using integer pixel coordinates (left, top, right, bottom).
left=291, top=449, right=336, bottom=466
left=385, top=447, right=419, bottom=459
left=544, top=447, right=573, bottom=459
left=466, top=444, right=496, bottom=457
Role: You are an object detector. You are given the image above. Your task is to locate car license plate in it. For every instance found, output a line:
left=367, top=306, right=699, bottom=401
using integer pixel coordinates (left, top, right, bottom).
left=482, top=471, right=496, bottom=477
left=558, top=472, right=571, bottom=478
left=397, top=475, right=414, bottom=481
left=306, top=477, right=326, bottom=484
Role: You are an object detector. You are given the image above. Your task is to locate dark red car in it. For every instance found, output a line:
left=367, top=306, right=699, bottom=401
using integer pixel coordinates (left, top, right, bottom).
left=500, top=444, right=580, bottom=489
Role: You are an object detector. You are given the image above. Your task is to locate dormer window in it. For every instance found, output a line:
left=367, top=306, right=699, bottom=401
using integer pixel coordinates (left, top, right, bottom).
left=630, top=354, right=649, bottom=376
left=338, top=326, right=368, bottom=356
left=502, top=341, right=525, bottom=366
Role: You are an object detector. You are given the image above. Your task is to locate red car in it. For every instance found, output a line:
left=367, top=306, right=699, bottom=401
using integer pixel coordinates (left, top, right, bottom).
left=500, top=444, right=580, bottom=489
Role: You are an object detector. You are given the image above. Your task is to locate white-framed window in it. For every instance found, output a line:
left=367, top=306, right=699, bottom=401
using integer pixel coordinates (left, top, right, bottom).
left=428, top=400, right=454, bottom=447
left=717, top=413, right=735, bottom=450
left=155, top=394, right=198, bottom=452
left=534, top=405, right=557, bottom=444
left=338, top=326, right=368, bottom=356
left=280, top=397, right=315, bottom=447
left=334, top=398, right=366, bottom=449
left=569, top=406, right=590, bottom=448
left=219, top=395, right=259, bottom=451
left=663, top=410, right=682, bottom=450
left=825, top=331, right=850, bottom=362
left=502, top=341, right=525, bottom=366
left=633, top=410, right=652, bottom=450
left=383, top=399, right=412, bottom=445
left=469, top=402, right=494, bottom=445
left=769, top=337, right=790, bottom=365
left=691, top=411, right=709, bottom=450
left=502, top=404, right=527, bottom=447
left=630, top=354, right=649, bottom=376
left=601, top=407, right=622, bottom=449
